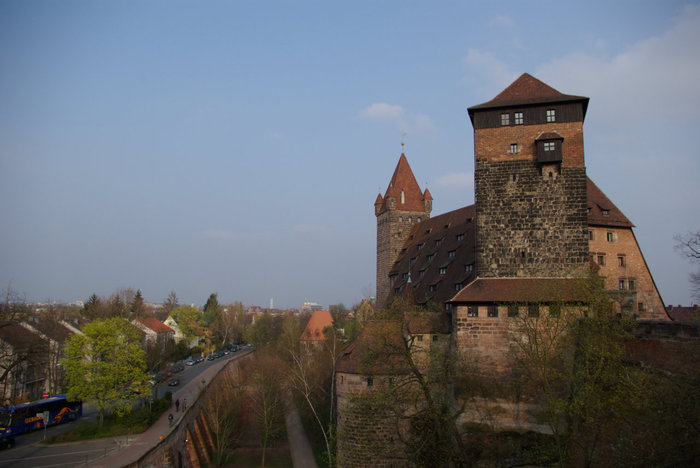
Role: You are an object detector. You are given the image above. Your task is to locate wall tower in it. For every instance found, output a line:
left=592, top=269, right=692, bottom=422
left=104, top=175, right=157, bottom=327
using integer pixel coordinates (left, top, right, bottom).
left=375, top=153, right=432, bottom=307
left=467, top=74, right=589, bottom=278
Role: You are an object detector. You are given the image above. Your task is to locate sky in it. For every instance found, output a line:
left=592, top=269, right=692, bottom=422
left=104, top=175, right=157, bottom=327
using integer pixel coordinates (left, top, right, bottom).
left=1, top=1, right=699, bottom=309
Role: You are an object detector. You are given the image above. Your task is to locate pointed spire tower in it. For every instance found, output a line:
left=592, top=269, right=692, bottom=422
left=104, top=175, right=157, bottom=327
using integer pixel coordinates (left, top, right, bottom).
left=376, top=152, right=432, bottom=307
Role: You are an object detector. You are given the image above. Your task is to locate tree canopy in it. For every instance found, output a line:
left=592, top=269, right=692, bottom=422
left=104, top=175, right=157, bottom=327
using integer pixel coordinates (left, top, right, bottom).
left=63, top=317, right=150, bottom=426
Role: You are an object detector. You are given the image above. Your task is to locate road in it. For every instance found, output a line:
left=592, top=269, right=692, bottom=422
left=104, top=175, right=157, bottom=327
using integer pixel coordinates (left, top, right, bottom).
left=0, top=349, right=245, bottom=468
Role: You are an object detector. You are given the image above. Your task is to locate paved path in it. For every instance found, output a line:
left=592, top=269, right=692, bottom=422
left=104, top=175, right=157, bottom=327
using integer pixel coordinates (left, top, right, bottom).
left=284, top=394, right=319, bottom=468
left=91, top=350, right=250, bottom=468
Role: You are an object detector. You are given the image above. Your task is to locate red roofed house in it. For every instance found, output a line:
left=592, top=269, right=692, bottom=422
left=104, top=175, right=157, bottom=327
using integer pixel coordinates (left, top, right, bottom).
left=300, top=309, right=334, bottom=345
left=132, top=317, right=175, bottom=351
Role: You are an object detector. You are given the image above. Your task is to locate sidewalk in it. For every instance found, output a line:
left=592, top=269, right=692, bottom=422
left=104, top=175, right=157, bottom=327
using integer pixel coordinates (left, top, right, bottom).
left=284, top=394, right=319, bottom=468
left=91, top=351, right=250, bottom=468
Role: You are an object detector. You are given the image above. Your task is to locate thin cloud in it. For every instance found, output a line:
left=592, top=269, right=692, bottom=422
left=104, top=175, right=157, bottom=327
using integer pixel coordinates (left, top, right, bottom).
left=199, top=229, right=237, bottom=241
left=489, top=15, right=514, bottom=28
left=359, top=102, right=436, bottom=134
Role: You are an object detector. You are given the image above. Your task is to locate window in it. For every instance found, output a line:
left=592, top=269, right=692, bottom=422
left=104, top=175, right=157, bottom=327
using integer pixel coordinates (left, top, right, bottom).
left=514, top=112, right=523, bottom=125
left=402, top=273, right=408, bottom=281
left=367, top=377, right=373, bottom=387
left=394, top=287, right=401, bottom=294
left=417, top=335, right=423, bottom=342
left=597, top=254, right=606, bottom=266
left=487, top=305, right=498, bottom=317
left=510, top=143, right=518, bottom=154
left=638, top=302, right=645, bottom=313
left=409, top=257, right=416, bottom=267
left=500, top=113, right=509, bottom=126
left=465, top=264, right=473, bottom=273
left=508, top=304, right=519, bottom=317
left=417, top=243, right=424, bottom=250
left=444, top=303, right=452, bottom=312
left=419, top=269, right=425, bottom=278
left=456, top=233, right=464, bottom=242
left=435, top=239, right=442, bottom=247
left=544, top=141, right=555, bottom=151
left=454, top=282, right=463, bottom=291
left=448, top=250, right=456, bottom=258
left=618, top=255, right=626, bottom=267
left=439, top=267, right=447, bottom=275
left=628, top=279, right=636, bottom=291
left=619, top=279, right=626, bottom=290
left=427, top=253, right=435, bottom=262
left=432, top=334, right=438, bottom=342
left=602, top=209, right=609, bottom=216
left=467, top=306, right=478, bottom=317
left=528, top=304, right=540, bottom=317
left=550, top=303, right=561, bottom=317
left=546, top=109, right=556, bottom=122
left=588, top=230, right=595, bottom=241
left=428, top=284, right=436, bottom=293
left=607, top=231, right=616, bottom=242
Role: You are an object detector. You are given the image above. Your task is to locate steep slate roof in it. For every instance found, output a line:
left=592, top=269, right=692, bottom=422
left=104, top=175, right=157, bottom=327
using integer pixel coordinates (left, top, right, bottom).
left=388, top=179, right=633, bottom=306
left=666, top=305, right=700, bottom=323
left=26, top=319, right=73, bottom=343
left=389, top=205, right=477, bottom=305
left=450, top=278, right=590, bottom=304
left=300, top=309, right=334, bottom=341
left=468, top=73, right=589, bottom=118
left=587, top=177, right=633, bottom=227
left=136, top=316, right=174, bottom=334
left=376, top=153, right=430, bottom=215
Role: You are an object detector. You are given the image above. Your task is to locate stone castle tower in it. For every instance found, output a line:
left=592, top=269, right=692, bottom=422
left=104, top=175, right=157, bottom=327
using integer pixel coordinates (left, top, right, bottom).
left=467, top=73, right=589, bottom=278
left=375, top=153, right=432, bottom=307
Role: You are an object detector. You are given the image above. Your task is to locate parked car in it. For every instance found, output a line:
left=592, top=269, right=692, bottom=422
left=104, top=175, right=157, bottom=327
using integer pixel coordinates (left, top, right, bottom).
left=207, top=354, right=215, bottom=361
left=185, top=359, right=195, bottom=366
left=167, top=378, right=180, bottom=387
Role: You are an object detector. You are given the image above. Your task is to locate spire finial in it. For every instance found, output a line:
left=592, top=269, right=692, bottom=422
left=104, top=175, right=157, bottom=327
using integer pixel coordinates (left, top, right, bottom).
left=401, top=132, right=407, bottom=153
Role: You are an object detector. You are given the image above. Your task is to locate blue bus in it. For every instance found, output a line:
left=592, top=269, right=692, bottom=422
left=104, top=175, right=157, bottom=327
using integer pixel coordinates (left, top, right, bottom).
left=0, top=395, right=82, bottom=436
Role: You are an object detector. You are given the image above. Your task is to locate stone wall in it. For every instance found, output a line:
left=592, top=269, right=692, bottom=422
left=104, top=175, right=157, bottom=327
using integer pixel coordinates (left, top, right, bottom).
left=376, top=208, right=429, bottom=307
left=475, top=160, right=588, bottom=278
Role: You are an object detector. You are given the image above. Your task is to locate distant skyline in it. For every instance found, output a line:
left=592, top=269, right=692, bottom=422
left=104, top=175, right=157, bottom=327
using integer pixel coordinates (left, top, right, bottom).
left=1, top=1, right=699, bottom=309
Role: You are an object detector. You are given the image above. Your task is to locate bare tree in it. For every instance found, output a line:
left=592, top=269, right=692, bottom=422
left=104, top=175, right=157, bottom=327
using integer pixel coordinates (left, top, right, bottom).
left=202, top=368, right=244, bottom=466
left=675, top=230, right=700, bottom=300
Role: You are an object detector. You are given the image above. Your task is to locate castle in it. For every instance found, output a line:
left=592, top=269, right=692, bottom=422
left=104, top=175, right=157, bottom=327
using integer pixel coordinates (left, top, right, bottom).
left=335, top=74, right=670, bottom=465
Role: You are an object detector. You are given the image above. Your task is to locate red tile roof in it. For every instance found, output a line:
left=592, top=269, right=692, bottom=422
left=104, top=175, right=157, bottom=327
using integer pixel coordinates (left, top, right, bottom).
left=587, top=177, right=633, bottom=227
left=450, top=277, right=591, bottom=304
left=468, top=73, right=589, bottom=114
left=376, top=153, right=429, bottom=215
left=300, top=309, right=334, bottom=341
left=136, top=316, right=174, bottom=334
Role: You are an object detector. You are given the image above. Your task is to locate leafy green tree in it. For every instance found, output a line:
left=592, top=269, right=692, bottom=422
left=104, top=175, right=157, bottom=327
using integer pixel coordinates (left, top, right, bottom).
left=63, top=318, right=150, bottom=426
left=170, top=305, right=201, bottom=344
left=203, top=293, right=221, bottom=326
left=245, top=311, right=284, bottom=346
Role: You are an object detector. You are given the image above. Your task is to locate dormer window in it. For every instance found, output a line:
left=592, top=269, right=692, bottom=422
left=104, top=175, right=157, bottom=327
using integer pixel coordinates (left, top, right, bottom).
left=536, top=132, right=563, bottom=163
left=546, top=109, right=556, bottom=122
left=448, top=250, right=456, bottom=259
left=544, top=142, right=555, bottom=151
left=465, top=264, right=473, bottom=273
left=439, top=267, right=447, bottom=275
left=500, top=113, right=509, bottom=126
left=435, top=239, right=442, bottom=247
left=456, top=233, right=464, bottom=242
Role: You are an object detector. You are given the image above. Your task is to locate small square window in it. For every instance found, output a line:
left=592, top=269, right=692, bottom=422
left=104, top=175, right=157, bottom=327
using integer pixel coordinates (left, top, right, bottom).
left=514, top=112, right=523, bottom=125
left=638, top=302, right=645, bottom=313
left=618, top=279, right=626, bottom=290
left=439, top=267, right=447, bottom=275
left=617, top=255, right=626, bottom=267
left=448, top=250, right=456, bottom=258
left=427, top=254, right=434, bottom=262
left=435, top=239, right=442, bottom=247
left=507, top=304, right=519, bottom=317
left=467, top=305, right=478, bottom=317
left=528, top=304, right=539, bottom=317
left=432, top=335, right=438, bottom=342
left=417, top=243, right=424, bottom=250
left=428, top=284, right=436, bottom=293
left=419, top=269, right=425, bottom=278
left=546, top=109, right=556, bottom=122
left=544, top=141, right=555, bottom=151
left=367, top=377, right=373, bottom=387
left=500, top=113, right=510, bottom=126
left=510, top=143, right=518, bottom=154
left=607, top=231, right=615, bottom=242
left=602, top=209, right=609, bottom=216
left=454, top=282, right=463, bottom=291
left=628, top=279, right=636, bottom=291
left=464, top=264, right=473, bottom=273
left=417, top=335, right=423, bottom=342
left=456, top=233, right=464, bottom=242
left=550, top=303, right=561, bottom=317
left=588, top=230, right=595, bottom=241
left=402, top=273, right=408, bottom=280
left=487, top=305, right=498, bottom=317
left=597, top=255, right=606, bottom=266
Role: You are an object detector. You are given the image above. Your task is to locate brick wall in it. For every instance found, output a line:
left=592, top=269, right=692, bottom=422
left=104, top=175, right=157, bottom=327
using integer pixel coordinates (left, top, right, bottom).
left=588, top=226, right=667, bottom=320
